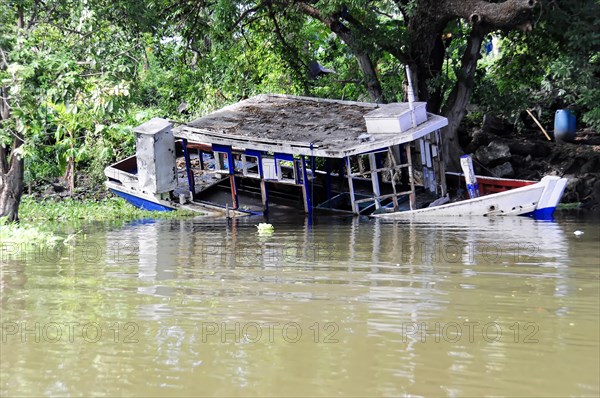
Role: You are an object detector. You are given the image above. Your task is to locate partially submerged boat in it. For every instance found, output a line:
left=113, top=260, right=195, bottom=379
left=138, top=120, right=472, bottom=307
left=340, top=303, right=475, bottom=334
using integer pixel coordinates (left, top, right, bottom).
left=105, top=94, right=567, bottom=220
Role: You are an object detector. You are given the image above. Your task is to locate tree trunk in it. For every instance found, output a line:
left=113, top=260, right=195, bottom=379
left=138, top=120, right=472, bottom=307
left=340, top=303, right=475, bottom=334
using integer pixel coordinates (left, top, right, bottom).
left=406, top=0, right=538, bottom=170
left=0, top=37, right=25, bottom=222
left=296, top=2, right=386, bottom=103
left=0, top=139, right=25, bottom=223
left=355, top=53, right=385, bottom=103
left=441, top=27, right=487, bottom=171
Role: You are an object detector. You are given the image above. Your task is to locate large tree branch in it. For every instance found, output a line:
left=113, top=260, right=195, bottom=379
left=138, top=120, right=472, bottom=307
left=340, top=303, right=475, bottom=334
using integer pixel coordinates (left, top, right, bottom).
left=446, top=0, right=539, bottom=30
left=298, top=2, right=408, bottom=63
left=296, top=2, right=385, bottom=102
left=0, top=145, right=7, bottom=175
left=406, top=0, right=538, bottom=104
left=230, top=5, right=262, bottom=32
left=266, top=2, right=308, bottom=83
left=342, top=16, right=408, bottom=64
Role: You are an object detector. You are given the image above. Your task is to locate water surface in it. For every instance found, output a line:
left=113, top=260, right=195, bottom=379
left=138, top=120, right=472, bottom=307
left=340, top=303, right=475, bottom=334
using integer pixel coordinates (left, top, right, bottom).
left=1, top=213, right=599, bottom=396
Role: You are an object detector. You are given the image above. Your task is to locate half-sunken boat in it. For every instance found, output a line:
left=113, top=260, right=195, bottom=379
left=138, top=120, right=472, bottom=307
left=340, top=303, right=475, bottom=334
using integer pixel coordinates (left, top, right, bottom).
left=105, top=94, right=567, bottom=219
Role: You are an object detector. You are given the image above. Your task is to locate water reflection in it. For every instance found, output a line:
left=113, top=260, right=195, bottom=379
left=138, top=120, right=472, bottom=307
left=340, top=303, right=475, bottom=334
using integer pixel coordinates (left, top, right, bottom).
left=105, top=215, right=571, bottom=286
left=1, top=214, right=598, bottom=397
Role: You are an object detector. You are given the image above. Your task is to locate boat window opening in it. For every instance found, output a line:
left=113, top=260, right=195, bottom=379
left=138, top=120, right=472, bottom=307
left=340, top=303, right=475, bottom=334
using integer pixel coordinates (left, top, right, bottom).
left=212, top=151, right=229, bottom=176
left=276, top=159, right=299, bottom=184
left=241, top=154, right=260, bottom=178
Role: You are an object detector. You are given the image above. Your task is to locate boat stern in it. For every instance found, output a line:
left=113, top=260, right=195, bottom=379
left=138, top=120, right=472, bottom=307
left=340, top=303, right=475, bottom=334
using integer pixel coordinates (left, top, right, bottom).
left=528, top=176, right=569, bottom=220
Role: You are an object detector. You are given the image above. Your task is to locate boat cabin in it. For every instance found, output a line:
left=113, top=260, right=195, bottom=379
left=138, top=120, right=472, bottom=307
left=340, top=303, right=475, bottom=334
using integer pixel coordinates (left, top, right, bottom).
left=171, top=94, right=449, bottom=216
left=105, top=94, right=568, bottom=219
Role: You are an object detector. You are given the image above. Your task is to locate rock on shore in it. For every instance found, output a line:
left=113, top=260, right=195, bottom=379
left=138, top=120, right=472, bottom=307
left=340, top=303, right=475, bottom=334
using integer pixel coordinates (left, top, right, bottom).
left=462, top=114, right=600, bottom=211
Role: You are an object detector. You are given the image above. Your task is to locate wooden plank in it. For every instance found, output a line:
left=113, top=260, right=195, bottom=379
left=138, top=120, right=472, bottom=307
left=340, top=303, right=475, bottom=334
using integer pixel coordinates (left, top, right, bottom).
left=354, top=197, right=377, bottom=204
left=350, top=163, right=409, bottom=177
left=354, top=191, right=412, bottom=204
left=260, top=180, right=268, bottom=213
left=222, top=146, right=239, bottom=209
left=526, top=109, right=552, bottom=141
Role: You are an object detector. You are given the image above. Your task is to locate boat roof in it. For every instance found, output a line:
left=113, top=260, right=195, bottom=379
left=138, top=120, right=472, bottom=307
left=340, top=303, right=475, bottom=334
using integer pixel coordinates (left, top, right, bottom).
left=174, top=94, right=448, bottom=158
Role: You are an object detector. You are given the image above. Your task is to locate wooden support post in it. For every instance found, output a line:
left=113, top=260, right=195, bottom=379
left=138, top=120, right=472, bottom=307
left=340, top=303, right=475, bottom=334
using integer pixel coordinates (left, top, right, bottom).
left=325, top=158, right=332, bottom=200
left=223, top=146, right=238, bottom=209
left=260, top=181, right=268, bottom=214
left=346, top=156, right=358, bottom=214
left=368, top=153, right=381, bottom=209
left=250, top=150, right=268, bottom=214
left=182, top=139, right=195, bottom=198
left=229, top=176, right=238, bottom=209
left=300, top=156, right=312, bottom=217
left=405, top=144, right=416, bottom=211
left=387, top=147, right=399, bottom=210
left=435, top=130, right=447, bottom=196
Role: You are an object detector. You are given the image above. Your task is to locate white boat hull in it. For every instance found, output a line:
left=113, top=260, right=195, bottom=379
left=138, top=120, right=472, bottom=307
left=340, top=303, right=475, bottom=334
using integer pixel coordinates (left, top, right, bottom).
left=373, top=176, right=568, bottom=220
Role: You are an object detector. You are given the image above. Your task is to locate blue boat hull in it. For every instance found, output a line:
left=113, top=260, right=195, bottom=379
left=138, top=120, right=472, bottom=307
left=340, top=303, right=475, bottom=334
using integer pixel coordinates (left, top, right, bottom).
left=523, top=206, right=557, bottom=221
left=109, top=189, right=174, bottom=212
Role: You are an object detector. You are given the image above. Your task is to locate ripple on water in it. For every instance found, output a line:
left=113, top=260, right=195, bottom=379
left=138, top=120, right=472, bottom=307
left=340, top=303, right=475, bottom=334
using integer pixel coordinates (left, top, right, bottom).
left=1, top=214, right=598, bottom=397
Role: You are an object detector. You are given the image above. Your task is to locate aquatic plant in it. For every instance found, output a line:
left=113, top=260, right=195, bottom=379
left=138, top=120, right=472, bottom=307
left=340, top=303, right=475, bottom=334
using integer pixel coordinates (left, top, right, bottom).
left=256, top=223, right=274, bottom=236
left=0, top=217, right=63, bottom=247
left=19, top=196, right=198, bottom=222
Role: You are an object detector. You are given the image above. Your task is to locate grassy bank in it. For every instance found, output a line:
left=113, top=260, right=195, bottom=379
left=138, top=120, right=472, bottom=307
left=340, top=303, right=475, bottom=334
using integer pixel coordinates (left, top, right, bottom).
left=18, top=195, right=198, bottom=222
left=1, top=196, right=198, bottom=250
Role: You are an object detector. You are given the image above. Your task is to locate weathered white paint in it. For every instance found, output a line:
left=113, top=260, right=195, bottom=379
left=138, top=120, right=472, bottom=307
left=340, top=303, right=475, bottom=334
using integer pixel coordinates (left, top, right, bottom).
left=134, top=118, right=177, bottom=194
left=364, top=102, right=428, bottom=134
left=373, top=176, right=567, bottom=219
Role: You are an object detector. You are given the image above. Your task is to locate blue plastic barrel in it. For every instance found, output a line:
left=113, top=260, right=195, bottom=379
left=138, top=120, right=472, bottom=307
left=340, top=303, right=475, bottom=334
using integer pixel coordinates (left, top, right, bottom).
left=554, top=109, right=576, bottom=142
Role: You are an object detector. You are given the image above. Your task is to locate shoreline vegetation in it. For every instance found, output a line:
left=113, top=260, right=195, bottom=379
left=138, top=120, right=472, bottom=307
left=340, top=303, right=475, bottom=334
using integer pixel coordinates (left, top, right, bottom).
left=18, top=195, right=197, bottom=222
left=0, top=195, right=198, bottom=249
left=1, top=1, right=598, bottom=223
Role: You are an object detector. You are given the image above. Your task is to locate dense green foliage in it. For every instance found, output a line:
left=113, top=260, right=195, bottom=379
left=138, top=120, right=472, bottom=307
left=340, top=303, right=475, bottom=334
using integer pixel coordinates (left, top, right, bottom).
left=1, top=0, right=598, bottom=198
left=18, top=196, right=197, bottom=221
left=473, top=0, right=600, bottom=129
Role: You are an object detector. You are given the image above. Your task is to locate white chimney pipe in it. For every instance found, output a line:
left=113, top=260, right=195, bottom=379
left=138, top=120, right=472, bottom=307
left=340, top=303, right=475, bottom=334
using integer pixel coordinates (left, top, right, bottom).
left=405, top=65, right=417, bottom=128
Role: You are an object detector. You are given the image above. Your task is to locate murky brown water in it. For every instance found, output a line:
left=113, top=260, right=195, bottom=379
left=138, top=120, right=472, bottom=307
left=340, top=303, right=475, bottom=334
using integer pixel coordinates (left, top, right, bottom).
left=1, top=213, right=599, bottom=397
